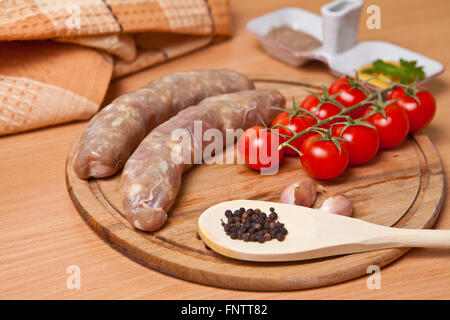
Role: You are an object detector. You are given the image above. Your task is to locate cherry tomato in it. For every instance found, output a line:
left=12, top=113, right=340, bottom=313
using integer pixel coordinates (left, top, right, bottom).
left=332, top=124, right=380, bottom=165
left=388, top=86, right=436, bottom=133
left=362, top=105, right=410, bottom=150
left=237, top=126, right=284, bottom=171
left=328, top=77, right=370, bottom=119
left=271, top=112, right=316, bottom=156
left=300, top=134, right=349, bottom=180
left=301, top=94, right=343, bottom=128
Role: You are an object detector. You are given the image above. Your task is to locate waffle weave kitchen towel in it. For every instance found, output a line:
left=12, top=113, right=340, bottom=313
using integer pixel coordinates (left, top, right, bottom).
left=0, top=0, right=231, bottom=135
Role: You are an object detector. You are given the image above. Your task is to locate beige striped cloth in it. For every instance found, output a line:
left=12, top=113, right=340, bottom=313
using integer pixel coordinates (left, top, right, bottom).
left=0, top=0, right=231, bottom=135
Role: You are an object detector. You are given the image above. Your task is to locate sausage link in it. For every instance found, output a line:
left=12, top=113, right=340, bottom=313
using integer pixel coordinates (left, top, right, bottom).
left=73, top=70, right=254, bottom=179
left=120, top=89, right=286, bottom=231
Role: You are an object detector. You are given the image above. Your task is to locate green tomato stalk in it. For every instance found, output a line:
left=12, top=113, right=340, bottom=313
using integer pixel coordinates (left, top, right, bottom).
left=276, top=77, right=414, bottom=155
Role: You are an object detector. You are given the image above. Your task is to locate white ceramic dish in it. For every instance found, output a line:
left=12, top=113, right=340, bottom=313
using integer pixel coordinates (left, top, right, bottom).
left=246, top=1, right=444, bottom=83
left=247, top=7, right=323, bottom=67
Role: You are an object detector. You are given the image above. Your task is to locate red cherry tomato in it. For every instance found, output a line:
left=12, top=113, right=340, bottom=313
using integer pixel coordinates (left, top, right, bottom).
left=301, top=94, right=343, bottom=128
left=271, top=112, right=316, bottom=156
left=362, top=105, right=410, bottom=150
left=388, top=86, right=436, bottom=133
left=237, top=126, right=284, bottom=171
left=328, top=77, right=370, bottom=119
left=332, top=124, right=380, bottom=165
left=299, top=134, right=349, bottom=180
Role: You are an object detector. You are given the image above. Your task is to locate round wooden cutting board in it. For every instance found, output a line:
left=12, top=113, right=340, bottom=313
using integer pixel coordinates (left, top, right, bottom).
left=66, top=75, right=445, bottom=291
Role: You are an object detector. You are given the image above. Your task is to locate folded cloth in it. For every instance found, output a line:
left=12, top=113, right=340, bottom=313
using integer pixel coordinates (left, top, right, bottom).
left=0, top=0, right=231, bottom=40
left=0, top=0, right=231, bottom=135
left=56, top=34, right=138, bottom=62
left=113, top=32, right=217, bottom=79
left=0, top=41, right=113, bottom=135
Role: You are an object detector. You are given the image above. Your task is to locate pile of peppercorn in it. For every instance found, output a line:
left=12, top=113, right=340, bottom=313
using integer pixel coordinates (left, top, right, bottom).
left=221, top=207, right=288, bottom=243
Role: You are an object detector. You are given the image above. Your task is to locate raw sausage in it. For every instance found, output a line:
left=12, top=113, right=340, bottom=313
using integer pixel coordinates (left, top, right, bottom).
left=73, top=70, right=254, bottom=179
left=120, top=89, right=286, bottom=231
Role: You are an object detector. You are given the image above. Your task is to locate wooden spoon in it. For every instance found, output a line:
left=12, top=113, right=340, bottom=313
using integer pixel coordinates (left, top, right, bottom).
left=198, top=200, right=450, bottom=262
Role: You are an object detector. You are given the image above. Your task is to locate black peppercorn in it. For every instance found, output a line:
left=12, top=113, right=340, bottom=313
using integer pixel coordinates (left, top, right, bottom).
left=225, top=210, right=233, bottom=218
left=221, top=207, right=288, bottom=243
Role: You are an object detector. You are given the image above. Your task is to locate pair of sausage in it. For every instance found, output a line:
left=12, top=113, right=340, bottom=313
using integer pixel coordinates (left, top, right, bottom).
left=120, top=89, right=286, bottom=231
left=72, top=69, right=285, bottom=231
left=73, top=70, right=254, bottom=179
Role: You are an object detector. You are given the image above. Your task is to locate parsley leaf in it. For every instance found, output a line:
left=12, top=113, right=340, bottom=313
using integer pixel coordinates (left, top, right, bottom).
left=361, top=58, right=425, bottom=84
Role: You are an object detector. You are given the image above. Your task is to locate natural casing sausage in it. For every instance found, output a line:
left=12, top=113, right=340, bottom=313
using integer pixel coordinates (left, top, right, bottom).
left=73, top=70, right=254, bottom=179
left=120, top=89, right=286, bottom=231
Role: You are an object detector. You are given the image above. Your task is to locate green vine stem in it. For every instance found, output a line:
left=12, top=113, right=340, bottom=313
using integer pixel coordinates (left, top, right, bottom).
left=277, top=82, right=407, bottom=152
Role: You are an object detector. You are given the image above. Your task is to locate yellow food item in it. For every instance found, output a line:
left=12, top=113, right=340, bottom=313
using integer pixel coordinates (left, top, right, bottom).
left=357, top=61, right=400, bottom=89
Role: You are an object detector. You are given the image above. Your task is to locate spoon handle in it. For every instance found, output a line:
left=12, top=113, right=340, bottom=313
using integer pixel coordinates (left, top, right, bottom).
left=384, top=228, right=450, bottom=248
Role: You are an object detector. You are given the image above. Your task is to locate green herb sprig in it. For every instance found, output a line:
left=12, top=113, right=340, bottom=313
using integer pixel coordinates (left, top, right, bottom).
left=361, top=58, right=425, bottom=84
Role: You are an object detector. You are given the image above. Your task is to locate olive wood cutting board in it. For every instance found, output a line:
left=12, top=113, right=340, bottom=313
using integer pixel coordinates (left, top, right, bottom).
left=66, top=74, right=445, bottom=291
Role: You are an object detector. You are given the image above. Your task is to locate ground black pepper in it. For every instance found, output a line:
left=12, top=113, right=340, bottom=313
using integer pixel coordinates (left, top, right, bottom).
left=221, top=207, right=288, bottom=243
left=266, top=25, right=322, bottom=53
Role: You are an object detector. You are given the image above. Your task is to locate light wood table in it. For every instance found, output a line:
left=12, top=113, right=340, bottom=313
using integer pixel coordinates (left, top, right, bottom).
left=1, top=0, right=450, bottom=299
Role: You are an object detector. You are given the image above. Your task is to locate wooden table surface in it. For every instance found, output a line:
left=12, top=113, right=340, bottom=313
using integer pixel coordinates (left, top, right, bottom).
left=1, top=0, right=450, bottom=299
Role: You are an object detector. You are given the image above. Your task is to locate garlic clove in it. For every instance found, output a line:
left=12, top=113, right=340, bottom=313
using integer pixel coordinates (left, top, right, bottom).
left=280, top=179, right=324, bottom=207
left=319, top=196, right=353, bottom=217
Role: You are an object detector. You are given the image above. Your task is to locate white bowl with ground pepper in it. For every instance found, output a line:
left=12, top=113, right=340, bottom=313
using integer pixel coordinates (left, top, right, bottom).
left=246, top=3, right=443, bottom=82
left=246, top=7, right=324, bottom=67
